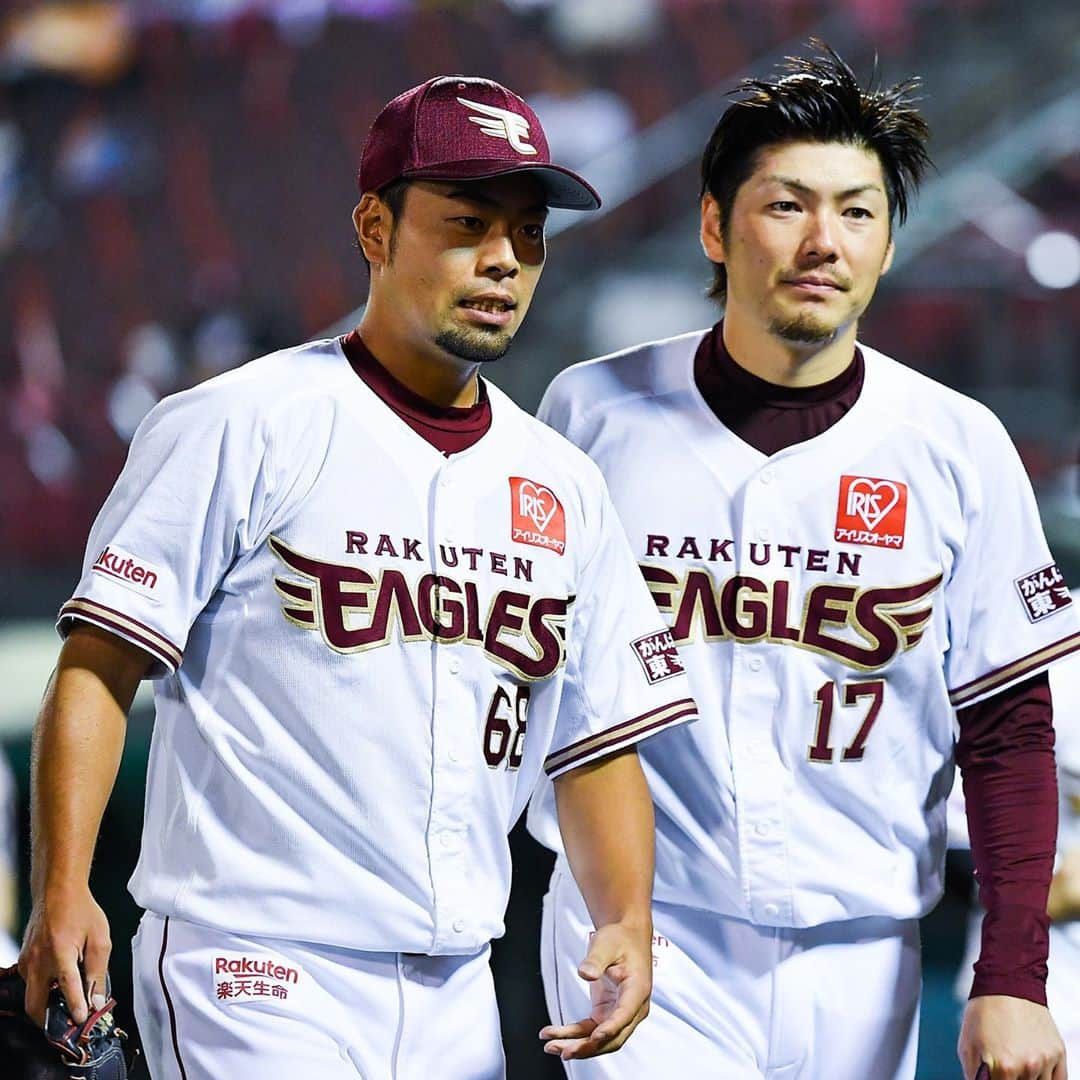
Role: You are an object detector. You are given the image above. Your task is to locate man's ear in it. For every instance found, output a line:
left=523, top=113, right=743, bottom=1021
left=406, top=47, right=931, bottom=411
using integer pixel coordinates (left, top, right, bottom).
left=700, top=193, right=725, bottom=265
left=881, top=236, right=896, bottom=276
left=354, top=193, right=391, bottom=267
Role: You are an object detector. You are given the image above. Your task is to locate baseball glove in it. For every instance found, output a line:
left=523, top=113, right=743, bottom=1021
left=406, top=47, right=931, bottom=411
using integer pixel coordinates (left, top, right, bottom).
left=0, top=964, right=129, bottom=1079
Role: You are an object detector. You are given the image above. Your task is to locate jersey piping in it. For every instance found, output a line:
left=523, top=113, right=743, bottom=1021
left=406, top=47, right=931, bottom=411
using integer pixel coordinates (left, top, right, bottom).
left=951, top=634, right=1080, bottom=706
left=57, top=597, right=184, bottom=673
left=544, top=697, right=698, bottom=775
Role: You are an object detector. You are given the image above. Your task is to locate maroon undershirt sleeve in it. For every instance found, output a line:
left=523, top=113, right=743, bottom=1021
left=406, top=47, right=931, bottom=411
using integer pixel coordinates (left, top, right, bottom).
left=956, top=671, right=1057, bottom=1004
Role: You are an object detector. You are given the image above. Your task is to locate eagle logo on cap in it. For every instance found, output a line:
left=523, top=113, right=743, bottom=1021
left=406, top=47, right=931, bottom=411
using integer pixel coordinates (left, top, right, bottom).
left=458, top=96, right=538, bottom=156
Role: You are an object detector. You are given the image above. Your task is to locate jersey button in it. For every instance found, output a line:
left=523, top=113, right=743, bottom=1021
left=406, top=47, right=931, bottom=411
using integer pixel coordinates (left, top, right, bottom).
left=448, top=658, right=462, bottom=674
left=754, top=822, right=771, bottom=838
left=756, top=527, right=770, bottom=541
left=448, top=748, right=460, bottom=763
left=759, top=469, right=774, bottom=485
left=748, top=657, right=763, bottom=672
left=452, top=919, right=465, bottom=933
left=762, top=903, right=780, bottom=919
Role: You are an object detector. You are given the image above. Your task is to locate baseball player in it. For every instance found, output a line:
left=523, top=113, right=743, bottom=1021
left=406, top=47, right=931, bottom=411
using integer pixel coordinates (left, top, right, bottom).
left=529, top=45, right=1078, bottom=1080
left=19, top=77, right=698, bottom=1078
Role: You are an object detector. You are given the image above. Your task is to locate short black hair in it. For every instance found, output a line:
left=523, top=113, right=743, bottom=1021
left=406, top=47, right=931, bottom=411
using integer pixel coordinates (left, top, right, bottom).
left=379, top=178, right=410, bottom=224
left=357, top=178, right=411, bottom=267
left=700, top=40, right=932, bottom=302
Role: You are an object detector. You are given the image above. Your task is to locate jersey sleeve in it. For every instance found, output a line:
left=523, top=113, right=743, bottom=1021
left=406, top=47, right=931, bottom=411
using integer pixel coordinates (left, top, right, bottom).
left=57, top=383, right=273, bottom=677
left=1051, top=606, right=1080, bottom=774
left=544, top=478, right=698, bottom=779
left=536, top=368, right=581, bottom=443
left=945, top=413, right=1080, bottom=708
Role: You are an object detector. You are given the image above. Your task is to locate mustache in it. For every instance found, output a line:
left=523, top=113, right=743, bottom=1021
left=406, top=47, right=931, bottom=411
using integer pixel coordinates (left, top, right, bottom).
left=781, top=270, right=853, bottom=289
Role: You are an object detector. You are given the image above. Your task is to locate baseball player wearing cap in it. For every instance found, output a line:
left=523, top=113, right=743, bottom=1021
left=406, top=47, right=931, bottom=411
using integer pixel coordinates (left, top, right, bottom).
left=20, top=76, right=697, bottom=1078
left=529, top=45, right=1078, bottom=1080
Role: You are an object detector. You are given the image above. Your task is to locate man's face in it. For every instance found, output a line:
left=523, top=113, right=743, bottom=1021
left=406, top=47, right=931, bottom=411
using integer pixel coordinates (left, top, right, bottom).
left=703, top=140, right=895, bottom=346
left=366, top=174, right=548, bottom=365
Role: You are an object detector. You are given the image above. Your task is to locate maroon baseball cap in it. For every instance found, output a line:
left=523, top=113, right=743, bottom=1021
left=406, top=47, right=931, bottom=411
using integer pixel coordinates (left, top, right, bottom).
left=358, top=75, right=601, bottom=211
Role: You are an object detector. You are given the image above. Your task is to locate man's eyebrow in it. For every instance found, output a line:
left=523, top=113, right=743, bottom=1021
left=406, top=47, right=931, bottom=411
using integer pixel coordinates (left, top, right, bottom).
left=764, top=175, right=885, bottom=199
left=443, top=188, right=549, bottom=215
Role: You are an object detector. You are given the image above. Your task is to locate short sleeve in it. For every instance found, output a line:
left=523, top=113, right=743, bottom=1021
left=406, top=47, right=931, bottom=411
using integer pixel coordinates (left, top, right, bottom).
left=945, top=415, right=1079, bottom=708
left=544, top=479, right=697, bottom=778
left=57, top=383, right=272, bottom=677
left=536, top=369, right=580, bottom=442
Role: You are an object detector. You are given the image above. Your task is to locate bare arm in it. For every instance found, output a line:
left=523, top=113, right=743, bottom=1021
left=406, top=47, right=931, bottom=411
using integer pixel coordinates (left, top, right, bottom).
left=20, top=624, right=151, bottom=1024
left=540, top=746, right=654, bottom=1061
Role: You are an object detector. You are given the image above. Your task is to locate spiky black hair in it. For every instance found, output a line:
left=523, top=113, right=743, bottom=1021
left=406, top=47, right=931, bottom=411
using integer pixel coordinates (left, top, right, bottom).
left=700, top=40, right=932, bottom=301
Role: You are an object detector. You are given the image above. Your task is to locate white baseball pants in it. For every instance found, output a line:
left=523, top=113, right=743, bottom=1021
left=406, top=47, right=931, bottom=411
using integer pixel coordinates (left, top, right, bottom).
left=541, top=861, right=921, bottom=1080
left=133, top=912, right=505, bottom=1079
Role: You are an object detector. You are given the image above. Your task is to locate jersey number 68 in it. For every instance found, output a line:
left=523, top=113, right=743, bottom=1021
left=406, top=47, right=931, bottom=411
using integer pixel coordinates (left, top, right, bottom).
left=483, top=685, right=531, bottom=770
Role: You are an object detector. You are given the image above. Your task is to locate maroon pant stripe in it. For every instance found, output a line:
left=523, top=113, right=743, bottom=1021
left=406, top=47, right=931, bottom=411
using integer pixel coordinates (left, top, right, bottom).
left=550, top=870, right=566, bottom=1029
left=157, top=917, right=189, bottom=1080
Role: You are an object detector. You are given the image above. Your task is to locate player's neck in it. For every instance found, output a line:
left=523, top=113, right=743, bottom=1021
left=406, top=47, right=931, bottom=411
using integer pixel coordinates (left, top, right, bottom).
left=721, top=314, right=858, bottom=388
left=355, top=317, right=480, bottom=409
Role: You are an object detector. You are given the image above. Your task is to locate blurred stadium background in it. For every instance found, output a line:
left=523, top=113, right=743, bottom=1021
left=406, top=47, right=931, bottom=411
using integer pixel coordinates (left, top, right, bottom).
left=0, top=0, right=1076, bottom=1076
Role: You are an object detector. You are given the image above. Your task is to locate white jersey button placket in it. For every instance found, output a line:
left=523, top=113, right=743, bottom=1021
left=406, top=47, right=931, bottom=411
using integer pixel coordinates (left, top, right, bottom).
left=427, top=464, right=474, bottom=949
left=742, top=464, right=795, bottom=925
left=729, top=648, right=792, bottom=926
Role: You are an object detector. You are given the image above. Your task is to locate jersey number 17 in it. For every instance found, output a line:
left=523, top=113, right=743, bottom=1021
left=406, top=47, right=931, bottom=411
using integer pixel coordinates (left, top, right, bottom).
left=808, top=679, right=885, bottom=763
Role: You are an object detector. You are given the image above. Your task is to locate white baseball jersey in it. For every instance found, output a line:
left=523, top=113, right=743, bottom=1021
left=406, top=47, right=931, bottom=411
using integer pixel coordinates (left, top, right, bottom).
left=527, top=330, right=1080, bottom=927
left=59, top=338, right=696, bottom=954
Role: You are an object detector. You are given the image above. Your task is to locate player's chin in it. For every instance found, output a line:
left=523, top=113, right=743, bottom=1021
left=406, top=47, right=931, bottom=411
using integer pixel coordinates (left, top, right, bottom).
left=433, top=324, right=515, bottom=364
left=769, top=311, right=839, bottom=345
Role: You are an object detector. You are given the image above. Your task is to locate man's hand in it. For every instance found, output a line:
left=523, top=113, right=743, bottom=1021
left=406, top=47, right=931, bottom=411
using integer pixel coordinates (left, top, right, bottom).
left=546, top=748, right=656, bottom=1060
left=540, top=920, right=652, bottom=1060
left=19, top=883, right=111, bottom=1026
left=959, top=995, right=1067, bottom=1080
left=20, top=625, right=148, bottom=1028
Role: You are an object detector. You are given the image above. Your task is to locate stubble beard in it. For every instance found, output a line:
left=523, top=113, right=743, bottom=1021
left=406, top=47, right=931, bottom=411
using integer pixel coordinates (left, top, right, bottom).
left=768, top=309, right=840, bottom=346
left=434, top=324, right=513, bottom=364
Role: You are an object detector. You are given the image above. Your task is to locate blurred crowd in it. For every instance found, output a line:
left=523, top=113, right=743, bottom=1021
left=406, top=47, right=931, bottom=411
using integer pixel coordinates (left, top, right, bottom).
left=0, top=0, right=1075, bottom=568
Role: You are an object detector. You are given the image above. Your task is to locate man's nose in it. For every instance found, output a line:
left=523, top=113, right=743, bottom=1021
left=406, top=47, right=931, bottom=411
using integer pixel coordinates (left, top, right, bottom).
left=477, top=229, right=520, bottom=279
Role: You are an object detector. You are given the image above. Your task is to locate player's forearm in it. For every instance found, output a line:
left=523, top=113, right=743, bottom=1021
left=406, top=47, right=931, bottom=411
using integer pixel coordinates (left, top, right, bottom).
left=553, top=747, right=655, bottom=931
left=963, top=753, right=1056, bottom=1002
left=957, top=673, right=1057, bottom=1001
left=30, top=628, right=147, bottom=898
